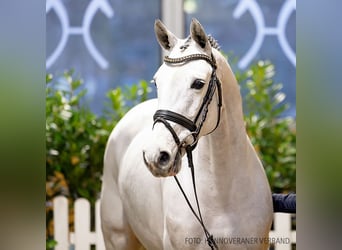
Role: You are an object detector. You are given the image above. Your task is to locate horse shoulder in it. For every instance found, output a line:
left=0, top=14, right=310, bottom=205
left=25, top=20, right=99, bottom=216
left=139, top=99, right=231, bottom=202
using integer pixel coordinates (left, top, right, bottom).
left=101, top=99, right=162, bottom=249
left=103, top=99, right=158, bottom=177
left=111, top=99, right=164, bottom=249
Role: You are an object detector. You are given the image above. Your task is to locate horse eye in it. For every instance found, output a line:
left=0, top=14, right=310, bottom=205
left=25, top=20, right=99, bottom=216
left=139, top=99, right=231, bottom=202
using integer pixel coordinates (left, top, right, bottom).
left=191, top=79, right=205, bottom=90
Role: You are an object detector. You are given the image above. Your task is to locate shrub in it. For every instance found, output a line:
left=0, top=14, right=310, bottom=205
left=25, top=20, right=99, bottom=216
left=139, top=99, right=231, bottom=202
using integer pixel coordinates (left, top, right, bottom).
left=236, top=61, right=296, bottom=193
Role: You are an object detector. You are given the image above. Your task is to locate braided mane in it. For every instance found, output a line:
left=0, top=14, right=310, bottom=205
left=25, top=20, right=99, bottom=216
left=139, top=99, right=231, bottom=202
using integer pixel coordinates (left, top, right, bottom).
left=208, top=35, right=221, bottom=51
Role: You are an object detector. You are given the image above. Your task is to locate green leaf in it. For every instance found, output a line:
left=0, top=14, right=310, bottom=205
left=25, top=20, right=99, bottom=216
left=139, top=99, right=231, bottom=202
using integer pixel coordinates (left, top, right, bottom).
left=46, top=74, right=53, bottom=84
left=46, top=239, right=57, bottom=249
left=71, top=79, right=83, bottom=90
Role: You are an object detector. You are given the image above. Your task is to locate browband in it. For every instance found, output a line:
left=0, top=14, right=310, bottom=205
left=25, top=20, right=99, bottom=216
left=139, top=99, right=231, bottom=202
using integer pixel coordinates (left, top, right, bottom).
left=164, top=53, right=217, bottom=69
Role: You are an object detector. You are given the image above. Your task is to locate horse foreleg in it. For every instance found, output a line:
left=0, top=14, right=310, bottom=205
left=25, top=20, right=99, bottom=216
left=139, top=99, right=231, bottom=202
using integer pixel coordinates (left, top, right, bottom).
left=100, top=178, right=143, bottom=250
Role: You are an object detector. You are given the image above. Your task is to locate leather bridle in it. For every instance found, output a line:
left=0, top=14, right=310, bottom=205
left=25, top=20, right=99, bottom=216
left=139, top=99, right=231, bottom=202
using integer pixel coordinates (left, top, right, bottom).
left=153, top=53, right=222, bottom=151
left=152, top=53, right=222, bottom=250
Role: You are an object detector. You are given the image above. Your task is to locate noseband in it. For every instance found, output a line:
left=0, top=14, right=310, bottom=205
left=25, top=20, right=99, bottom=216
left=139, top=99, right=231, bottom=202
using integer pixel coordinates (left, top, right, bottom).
left=152, top=53, right=222, bottom=250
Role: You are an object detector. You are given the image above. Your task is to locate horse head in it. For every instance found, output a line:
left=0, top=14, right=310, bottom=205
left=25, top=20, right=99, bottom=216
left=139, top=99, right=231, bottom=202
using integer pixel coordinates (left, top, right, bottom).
left=143, top=19, right=222, bottom=177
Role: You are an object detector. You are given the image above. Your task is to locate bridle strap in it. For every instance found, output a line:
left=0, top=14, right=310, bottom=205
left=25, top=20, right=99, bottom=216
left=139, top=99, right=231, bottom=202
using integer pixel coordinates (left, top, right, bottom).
left=192, top=70, right=222, bottom=144
left=154, top=110, right=197, bottom=132
left=174, top=147, right=218, bottom=250
left=164, top=53, right=216, bottom=68
left=153, top=117, right=181, bottom=146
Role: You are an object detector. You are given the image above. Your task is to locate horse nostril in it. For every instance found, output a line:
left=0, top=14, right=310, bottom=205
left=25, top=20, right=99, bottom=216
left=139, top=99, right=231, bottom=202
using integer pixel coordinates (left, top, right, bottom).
left=158, top=151, right=171, bottom=166
left=143, top=151, right=149, bottom=166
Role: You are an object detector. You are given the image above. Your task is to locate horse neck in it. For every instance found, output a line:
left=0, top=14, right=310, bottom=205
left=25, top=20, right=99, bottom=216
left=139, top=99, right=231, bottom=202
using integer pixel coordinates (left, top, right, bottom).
left=196, top=50, right=252, bottom=189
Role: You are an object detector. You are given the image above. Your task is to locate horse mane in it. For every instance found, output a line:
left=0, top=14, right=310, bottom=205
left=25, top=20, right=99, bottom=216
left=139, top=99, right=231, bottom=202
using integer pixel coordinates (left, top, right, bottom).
left=179, top=35, right=221, bottom=51
left=208, top=35, right=221, bottom=51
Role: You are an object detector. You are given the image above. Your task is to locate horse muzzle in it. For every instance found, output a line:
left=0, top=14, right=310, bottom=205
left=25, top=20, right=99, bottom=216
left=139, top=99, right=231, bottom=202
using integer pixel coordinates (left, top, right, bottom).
left=142, top=149, right=182, bottom=177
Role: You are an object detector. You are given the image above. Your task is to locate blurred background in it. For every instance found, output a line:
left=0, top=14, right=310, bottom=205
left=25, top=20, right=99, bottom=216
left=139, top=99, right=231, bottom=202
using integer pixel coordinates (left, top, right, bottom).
left=46, top=0, right=296, bottom=116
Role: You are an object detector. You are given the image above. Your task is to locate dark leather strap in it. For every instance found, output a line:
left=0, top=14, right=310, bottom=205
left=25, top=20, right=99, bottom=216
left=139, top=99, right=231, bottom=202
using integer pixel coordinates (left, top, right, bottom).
left=173, top=147, right=218, bottom=250
left=164, top=53, right=216, bottom=68
left=153, top=117, right=181, bottom=146
left=153, top=109, right=197, bottom=132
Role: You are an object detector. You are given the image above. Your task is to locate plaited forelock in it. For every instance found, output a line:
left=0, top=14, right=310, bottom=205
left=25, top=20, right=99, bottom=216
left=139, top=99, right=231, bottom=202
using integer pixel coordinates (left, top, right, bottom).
left=179, top=36, right=191, bottom=51
left=179, top=35, right=220, bottom=51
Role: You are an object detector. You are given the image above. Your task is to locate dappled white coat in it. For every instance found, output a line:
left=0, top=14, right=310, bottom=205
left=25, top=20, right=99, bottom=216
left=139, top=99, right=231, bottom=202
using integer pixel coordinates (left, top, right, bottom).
left=101, top=19, right=272, bottom=250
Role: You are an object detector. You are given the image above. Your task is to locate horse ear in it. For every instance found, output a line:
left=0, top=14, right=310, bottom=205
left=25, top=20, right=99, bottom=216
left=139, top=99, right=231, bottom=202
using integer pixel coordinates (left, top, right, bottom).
left=154, top=19, right=178, bottom=51
left=190, top=18, right=211, bottom=52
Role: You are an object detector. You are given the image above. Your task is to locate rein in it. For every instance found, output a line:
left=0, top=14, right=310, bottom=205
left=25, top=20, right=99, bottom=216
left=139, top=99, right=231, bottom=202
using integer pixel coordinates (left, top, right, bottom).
left=153, top=53, right=222, bottom=250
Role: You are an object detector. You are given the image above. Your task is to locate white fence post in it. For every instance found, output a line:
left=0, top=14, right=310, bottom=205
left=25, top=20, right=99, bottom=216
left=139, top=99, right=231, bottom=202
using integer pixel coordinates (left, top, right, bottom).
left=269, top=213, right=296, bottom=250
left=96, top=199, right=106, bottom=250
left=73, top=198, right=92, bottom=250
left=53, top=196, right=69, bottom=250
